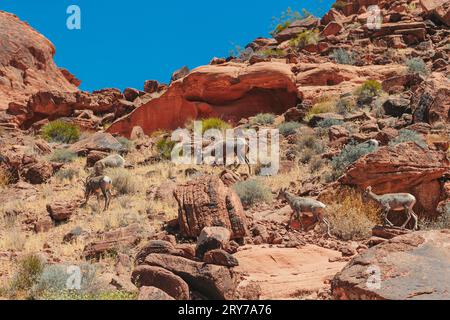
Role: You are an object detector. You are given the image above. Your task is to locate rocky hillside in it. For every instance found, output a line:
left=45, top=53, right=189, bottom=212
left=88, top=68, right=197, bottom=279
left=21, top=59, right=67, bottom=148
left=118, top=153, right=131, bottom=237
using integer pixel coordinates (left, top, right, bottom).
left=0, top=0, right=449, bottom=301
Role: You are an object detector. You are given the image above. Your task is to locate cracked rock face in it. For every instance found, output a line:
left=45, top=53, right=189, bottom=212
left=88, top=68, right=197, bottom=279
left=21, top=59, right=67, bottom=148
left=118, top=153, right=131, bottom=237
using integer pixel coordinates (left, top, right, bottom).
left=332, top=230, right=450, bottom=300
left=0, top=11, right=78, bottom=111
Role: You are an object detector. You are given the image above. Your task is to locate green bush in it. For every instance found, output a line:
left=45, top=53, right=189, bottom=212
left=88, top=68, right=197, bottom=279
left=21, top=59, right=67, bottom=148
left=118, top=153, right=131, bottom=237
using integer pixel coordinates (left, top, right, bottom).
left=106, top=168, right=139, bottom=195
left=50, top=149, right=78, bottom=163
left=335, top=97, right=356, bottom=115
left=258, top=48, right=285, bottom=58
left=330, top=49, right=355, bottom=65
left=289, top=29, right=320, bottom=49
left=271, top=7, right=312, bottom=35
left=10, top=254, right=45, bottom=293
left=116, top=136, right=134, bottom=152
left=156, top=137, right=177, bottom=160
left=331, top=141, right=377, bottom=178
left=354, top=80, right=382, bottom=105
left=55, top=168, right=78, bottom=182
left=316, top=118, right=344, bottom=128
left=278, top=122, right=301, bottom=136
left=332, top=1, right=347, bottom=10
left=251, top=113, right=276, bottom=125
left=389, top=129, right=427, bottom=148
left=233, top=179, right=272, bottom=208
left=406, top=58, right=428, bottom=76
left=41, top=120, right=80, bottom=144
left=424, top=203, right=450, bottom=230
left=201, top=118, right=230, bottom=133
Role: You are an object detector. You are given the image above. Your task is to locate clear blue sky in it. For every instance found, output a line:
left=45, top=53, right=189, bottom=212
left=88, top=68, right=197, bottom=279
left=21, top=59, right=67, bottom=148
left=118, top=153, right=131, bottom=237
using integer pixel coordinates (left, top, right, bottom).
left=1, top=0, right=334, bottom=92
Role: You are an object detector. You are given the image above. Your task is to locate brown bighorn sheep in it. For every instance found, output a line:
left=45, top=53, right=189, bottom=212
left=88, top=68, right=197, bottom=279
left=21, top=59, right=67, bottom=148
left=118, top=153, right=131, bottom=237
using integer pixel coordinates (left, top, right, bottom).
left=277, top=188, right=331, bottom=237
left=363, top=186, right=418, bottom=230
left=93, top=154, right=125, bottom=175
left=81, top=176, right=113, bottom=211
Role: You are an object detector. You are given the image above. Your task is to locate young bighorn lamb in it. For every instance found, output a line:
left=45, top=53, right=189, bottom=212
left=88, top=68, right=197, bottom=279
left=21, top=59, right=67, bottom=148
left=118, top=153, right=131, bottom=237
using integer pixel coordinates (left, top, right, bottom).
left=277, top=188, right=331, bottom=237
left=93, top=154, right=125, bottom=175
left=82, top=175, right=113, bottom=211
left=363, top=186, right=418, bottom=230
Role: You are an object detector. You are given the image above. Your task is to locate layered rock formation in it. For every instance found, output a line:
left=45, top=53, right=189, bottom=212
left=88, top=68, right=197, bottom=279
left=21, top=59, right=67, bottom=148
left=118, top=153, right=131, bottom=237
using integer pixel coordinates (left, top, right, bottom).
left=0, top=11, right=78, bottom=111
left=107, top=62, right=299, bottom=137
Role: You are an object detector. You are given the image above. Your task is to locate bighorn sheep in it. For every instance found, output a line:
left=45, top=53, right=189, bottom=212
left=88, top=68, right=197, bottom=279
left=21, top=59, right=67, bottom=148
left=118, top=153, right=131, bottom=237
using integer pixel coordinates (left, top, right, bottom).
left=93, top=154, right=125, bottom=175
left=81, top=175, right=113, bottom=211
left=202, top=137, right=252, bottom=175
left=363, top=186, right=418, bottom=230
left=277, top=188, right=331, bottom=237
left=366, top=139, right=380, bottom=148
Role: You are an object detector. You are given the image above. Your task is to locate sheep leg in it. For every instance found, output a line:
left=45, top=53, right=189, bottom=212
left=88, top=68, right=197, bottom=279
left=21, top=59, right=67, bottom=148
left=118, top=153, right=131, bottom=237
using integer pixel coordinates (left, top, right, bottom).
left=401, top=206, right=412, bottom=229
left=81, top=191, right=92, bottom=208
left=316, top=209, right=332, bottom=237
left=287, top=211, right=295, bottom=230
left=411, top=210, right=418, bottom=231
left=382, top=206, right=394, bottom=227
left=101, top=188, right=109, bottom=211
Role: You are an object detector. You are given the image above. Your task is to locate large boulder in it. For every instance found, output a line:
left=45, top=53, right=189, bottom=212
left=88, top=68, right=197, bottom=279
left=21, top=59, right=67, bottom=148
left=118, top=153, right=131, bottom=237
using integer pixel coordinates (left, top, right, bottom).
left=173, top=175, right=248, bottom=239
left=341, top=142, right=450, bottom=217
left=107, top=62, right=298, bottom=137
left=0, top=11, right=78, bottom=111
left=69, top=132, right=125, bottom=155
left=131, top=265, right=190, bottom=300
left=420, top=0, right=450, bottom=26
left=332, top=230, right=450, bottom=300
left=138, top=286, right=175, bottom=300
left=196, top=227, right=231, bottom=259
left=141, top=253, right=240, bottom=300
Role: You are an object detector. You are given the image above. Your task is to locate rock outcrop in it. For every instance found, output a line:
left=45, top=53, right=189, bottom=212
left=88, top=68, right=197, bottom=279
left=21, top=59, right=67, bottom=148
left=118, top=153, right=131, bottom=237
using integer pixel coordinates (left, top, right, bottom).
left=341, top=142, right=450, bottom=217
left=332, top=230, right=450, bottom=300
left=173, top=175, right=248, bottom=239
left=107, top=62, right=299, bottom=137
left=0, top=11, right=78, bottom=111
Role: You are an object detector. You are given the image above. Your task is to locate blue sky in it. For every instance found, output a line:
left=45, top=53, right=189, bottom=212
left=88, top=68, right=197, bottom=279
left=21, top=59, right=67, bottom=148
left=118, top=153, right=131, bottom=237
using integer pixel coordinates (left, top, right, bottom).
left=1, top=0, right=334, bottom=92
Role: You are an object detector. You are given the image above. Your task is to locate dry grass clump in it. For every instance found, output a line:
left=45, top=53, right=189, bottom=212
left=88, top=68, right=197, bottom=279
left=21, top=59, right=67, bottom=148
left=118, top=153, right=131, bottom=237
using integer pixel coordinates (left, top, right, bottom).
left=305, top=96, right=338, bottom=121
left=322, top=188, right=380, bottom=241
left=0, top=167, right=11, bottom=189
left=106, top=168, right=140, bottom=195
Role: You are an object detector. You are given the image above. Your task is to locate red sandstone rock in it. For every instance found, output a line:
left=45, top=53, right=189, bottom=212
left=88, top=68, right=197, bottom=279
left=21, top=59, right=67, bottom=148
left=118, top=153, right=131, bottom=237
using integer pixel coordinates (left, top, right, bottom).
left=0, top=11, right=78, bottom=111
left=341, top=142, right=450, bottom=217
left=107, top=62, right=298, bottom=137
left=174, top=175, right=248, bottom=239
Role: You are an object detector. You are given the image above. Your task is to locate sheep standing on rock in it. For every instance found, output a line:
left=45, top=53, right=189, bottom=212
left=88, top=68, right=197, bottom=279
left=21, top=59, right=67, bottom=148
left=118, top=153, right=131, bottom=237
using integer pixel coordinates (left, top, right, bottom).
left=93, top=154, right=125, bottom=175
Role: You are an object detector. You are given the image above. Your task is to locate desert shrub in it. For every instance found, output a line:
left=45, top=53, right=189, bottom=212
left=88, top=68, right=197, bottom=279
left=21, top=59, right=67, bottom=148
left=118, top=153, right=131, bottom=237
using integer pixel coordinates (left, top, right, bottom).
left=331, top=141, right=377, bottom=178
left=406, top=57, right=428, bottom=76
left=296, top=134, right=326, bottom=165
left=290, top=29, right=320, bottom=49
left=278, top=122, right=301, bottom=136
left=156, top=137, right=177, bottom=160
left=251, top=113, right=276, bottom=125
left=116, top=136, right=134, bottom=152
left=41, top=120, right=80, bottom=144
left=305, top=96, right=337, bottom=121
left=106, top=168, right=139, bottom=195
left=201, top=118, right=230, bottom=133
left=55, top=168, right=78, bottom=181
left=50, top=149, right=78, bottom=163
left=271, top=7, right=312, bottom=35
left=323, top=188, right=380, bottom=240
left=316, top=118, right=344, bottom=129
left=332, top=1, right=347, bottom=10
left=309, top=156, right=325, bottom=172
left=9, top=254, right=45, bottom=294
left=0, top=167, right=11, bottom=188
left=424, top=203, right=450, bottom=230
left=330, top=48, right=355, bottom=65
left=389, top=129, right=427, bottom=148
left=233, top=179, right=272, bottom=208
left=258, top=48, right=285, bottom=58
left=335, top=97, right=356, bottom=115
left=354, top=80, right=382, bottom=106
left=41, top=290, right=137, bottom=300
